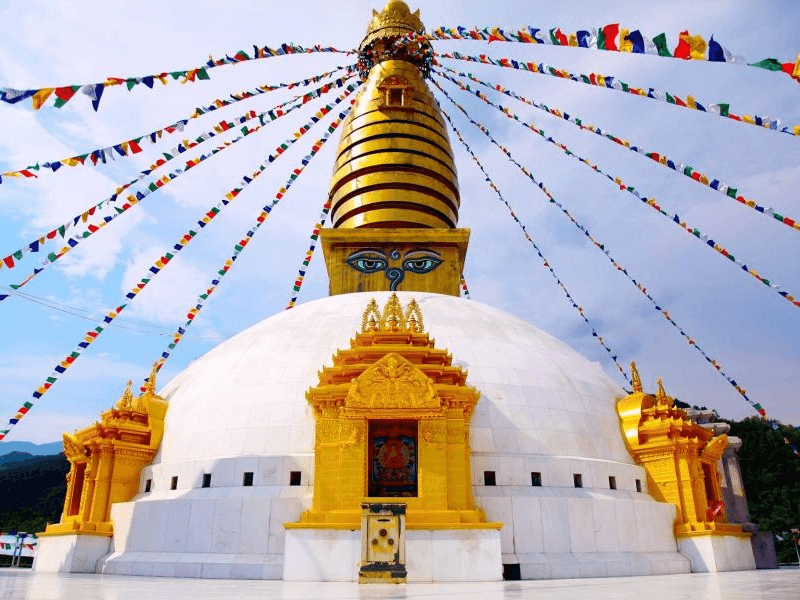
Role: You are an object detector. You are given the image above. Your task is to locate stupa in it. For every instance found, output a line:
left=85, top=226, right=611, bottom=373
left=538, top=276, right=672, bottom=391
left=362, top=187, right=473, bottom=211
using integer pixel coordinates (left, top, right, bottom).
left=33, top=1, right=758, bottom=581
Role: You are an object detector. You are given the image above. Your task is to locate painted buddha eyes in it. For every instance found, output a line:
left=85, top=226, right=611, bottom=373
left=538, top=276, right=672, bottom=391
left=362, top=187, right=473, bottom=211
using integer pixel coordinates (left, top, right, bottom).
left=347, top=251, right=388, bottom=274
left=346, top=249, right=443, bottom=290
left=402, top=251, right=442, bottom=275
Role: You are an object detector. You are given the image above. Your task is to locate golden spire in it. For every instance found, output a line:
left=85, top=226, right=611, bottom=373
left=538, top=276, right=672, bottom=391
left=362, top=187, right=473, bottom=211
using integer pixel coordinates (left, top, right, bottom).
left=116, top=380, right=133, bottom=410
left=655, top=377, right=672, bottom=406
left=329, top=2, right=459, bottom=229
left=630, top=361, right=642, bottom=393
left=144, top=361, right=159, bottom=395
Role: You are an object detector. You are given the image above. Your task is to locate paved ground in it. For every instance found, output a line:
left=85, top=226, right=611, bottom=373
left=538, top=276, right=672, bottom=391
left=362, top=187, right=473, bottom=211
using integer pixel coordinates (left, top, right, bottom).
left=0, top=569, right=798, bottom=600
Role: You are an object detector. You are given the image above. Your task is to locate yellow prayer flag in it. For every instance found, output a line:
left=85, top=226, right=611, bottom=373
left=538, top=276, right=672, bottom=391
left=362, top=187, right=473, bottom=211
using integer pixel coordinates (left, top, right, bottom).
left=686, top=95, right=697, bottom=109
left=689, top=34, right=707, bottom=60
left=619, top=29, right=633, bottom=52
left=743, top=115, right=756, bottom=124
left=699, top=175, right=709, bottom=185
left=793, top=52, right=800, bottom=77
left=31, top=88, right=55, bottom=110
left=793, top=125, right=800, bottom=136
left=568, top=34, right=578, bottom=47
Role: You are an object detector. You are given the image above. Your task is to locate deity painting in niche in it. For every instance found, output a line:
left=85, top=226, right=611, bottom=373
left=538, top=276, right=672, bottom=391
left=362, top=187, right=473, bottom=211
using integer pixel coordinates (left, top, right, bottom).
left=346, top=248, right=442, bottom=290
left=368, top=420, right=418, bottom=497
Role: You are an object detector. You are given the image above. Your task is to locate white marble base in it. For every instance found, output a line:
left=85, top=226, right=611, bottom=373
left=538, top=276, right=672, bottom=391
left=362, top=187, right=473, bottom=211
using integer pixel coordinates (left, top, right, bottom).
left=32, top=534, right=111, bottom=573
left=283, top=528, right=502, bottom=582
left=677, top=534, right=756, bottom=572
left=515, top=551, right=690, bottom=579
left=100, top=551, right=283, bottom=579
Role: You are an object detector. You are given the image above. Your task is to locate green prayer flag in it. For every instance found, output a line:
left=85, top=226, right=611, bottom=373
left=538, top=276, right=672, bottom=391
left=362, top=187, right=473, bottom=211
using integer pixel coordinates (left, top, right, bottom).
left=666, top=93, right=676, bottom=104
left=13, top=250, right=23, bottom=260
left=47, top=252, right=57, bottom=262
left=597, top=28, right=607, bottom=50
left=652, top=33, right=672, bottom=57
left=197, top=68, right=210, bottom=80
left=750, top=58, right=783, bottom=71
left=726, top=187, right=738, bottom=198
left=126, top=78, right=137, bottom=90
left=718, top=103, right=730, bottom=117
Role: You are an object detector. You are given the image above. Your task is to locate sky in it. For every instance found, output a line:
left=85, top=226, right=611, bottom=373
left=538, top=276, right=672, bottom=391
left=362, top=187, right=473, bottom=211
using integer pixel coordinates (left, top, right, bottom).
left=0, top=0, right=798, bottom=443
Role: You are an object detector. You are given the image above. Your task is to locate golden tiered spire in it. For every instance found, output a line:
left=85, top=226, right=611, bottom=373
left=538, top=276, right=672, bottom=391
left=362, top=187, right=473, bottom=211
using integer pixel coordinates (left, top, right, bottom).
left=329, top=2, right=458, bottom=229
left=320, top=2, right=469, bottom=296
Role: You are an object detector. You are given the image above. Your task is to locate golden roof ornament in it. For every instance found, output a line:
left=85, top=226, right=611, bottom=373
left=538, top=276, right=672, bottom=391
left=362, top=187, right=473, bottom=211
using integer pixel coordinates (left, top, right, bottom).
left=143, top=361, right=159, bottom=395
left=116, top=380, right=134, bottom=410
left=655, top=377, right=673, bottom=406
left=630, top=361, right=642, bottom=393
left=360, top=293, right=426, bottom=333
left=361, top=1, right=424, bottom=51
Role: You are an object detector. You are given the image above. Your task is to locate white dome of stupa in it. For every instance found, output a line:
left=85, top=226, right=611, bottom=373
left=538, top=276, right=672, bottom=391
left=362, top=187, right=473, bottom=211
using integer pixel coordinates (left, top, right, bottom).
left=96, top=291, right=688, bottom=580
left=155, top=291, right=632, bottom=465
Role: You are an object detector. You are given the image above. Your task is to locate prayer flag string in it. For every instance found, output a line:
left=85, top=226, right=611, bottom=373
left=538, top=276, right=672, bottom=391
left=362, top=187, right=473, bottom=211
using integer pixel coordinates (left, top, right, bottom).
left=460, top=275, right=471, bottom=299
left=436, top=52, right=800, bottom=138
left=0, top=66, right=353, bottom=184
left=435, top=76, right=762, bottom=418
left=439, top=65, right=800, bottom=235
left=143, top=110, right=350, bottom=388
left=435, top=69, right=800, bottom=311
left=0, top=84, right=358, bottom=441
left=0, top=74, right=357, bottom=293
left=0, top=43, right=352, bottom=111
left=285, top=201, right=332, bottom=310
left=435, top=94, right=631, bottom=386
left=429, top=26, right=800, bottom=84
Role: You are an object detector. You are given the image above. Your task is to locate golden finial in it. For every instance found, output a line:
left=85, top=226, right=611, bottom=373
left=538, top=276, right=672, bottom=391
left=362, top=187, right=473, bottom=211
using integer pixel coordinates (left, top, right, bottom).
left=117, top=380, right=133, bottom=409
left=630, top=361, right=642, bottom=393
left=656, top=377, right=671, bottom=405
left=144, top=361, right=159, bottom=395
left=380, top=293, right=405, bottom=331
left=404, top=299, right=424, bottom=333
left=361, top=299, right=381, bottom=332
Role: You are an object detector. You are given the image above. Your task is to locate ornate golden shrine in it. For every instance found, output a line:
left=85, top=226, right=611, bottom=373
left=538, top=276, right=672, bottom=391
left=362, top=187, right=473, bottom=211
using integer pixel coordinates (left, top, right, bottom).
left=41, top=366, right=167, bottom=537
left=617, top=363, right=748, bottom=540
left=289, top=294, right=498, bottom=530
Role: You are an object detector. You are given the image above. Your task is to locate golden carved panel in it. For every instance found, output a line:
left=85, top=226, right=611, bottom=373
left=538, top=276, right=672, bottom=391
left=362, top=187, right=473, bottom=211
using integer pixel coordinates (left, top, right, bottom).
left=347, top=353, right=439, bottom=409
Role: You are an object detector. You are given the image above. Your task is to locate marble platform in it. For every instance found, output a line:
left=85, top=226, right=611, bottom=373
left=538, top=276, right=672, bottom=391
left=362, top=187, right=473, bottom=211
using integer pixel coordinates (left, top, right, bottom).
left=1, top=569, right=797, bottom=600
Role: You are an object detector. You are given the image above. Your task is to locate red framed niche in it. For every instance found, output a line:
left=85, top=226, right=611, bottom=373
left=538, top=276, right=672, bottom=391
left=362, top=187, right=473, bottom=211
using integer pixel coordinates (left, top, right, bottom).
left=368, top=419, right=418, bottom=498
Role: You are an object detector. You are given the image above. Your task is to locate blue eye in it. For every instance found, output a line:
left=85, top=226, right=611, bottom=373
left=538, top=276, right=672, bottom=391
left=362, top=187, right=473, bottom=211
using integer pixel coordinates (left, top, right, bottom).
left=347, top=251, right=388, bottom=274
left=402, top=252, right=442, bottom=274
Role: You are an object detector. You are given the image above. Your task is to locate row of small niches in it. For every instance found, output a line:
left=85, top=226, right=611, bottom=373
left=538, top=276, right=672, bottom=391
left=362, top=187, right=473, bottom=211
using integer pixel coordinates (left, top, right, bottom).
left=483, top=471, right=642, bottom=492
left=143, top=471, right=303, bottom=493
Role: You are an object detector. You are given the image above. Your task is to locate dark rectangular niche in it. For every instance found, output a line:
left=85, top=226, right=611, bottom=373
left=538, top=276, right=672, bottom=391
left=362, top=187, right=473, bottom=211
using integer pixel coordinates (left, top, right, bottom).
left=202, top=473, right=212, bottom=488
left=635, top=478, right=642, bottom=493
left=243, top=472, right=254, bottom=487
left=531, top=472, right=542, bottom=487
left=170, top=476, right=178, bottom=490
left=144, top=479, right=152, bottom=493
left=290, top=471, right=302, bottom=486
left=484, top=471, right=496, bottom=486
left=573, top=473, right=583, bottom=488
left=608, top=476, right=617, bottom=490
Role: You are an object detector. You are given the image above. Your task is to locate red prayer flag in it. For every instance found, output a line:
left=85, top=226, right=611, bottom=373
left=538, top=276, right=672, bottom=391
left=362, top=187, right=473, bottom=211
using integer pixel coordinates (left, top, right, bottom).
left=674, top=31, right=691, bottom=59
left=602, top=24, right=620, bottom=51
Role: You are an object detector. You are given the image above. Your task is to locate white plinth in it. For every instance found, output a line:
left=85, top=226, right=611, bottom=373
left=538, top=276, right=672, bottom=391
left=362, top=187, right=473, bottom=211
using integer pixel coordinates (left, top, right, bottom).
left=283, top=527, right=502, bottom=582
left=677, top=534, right=756, bottom=572
left=32, top=533, right=111, bottom=573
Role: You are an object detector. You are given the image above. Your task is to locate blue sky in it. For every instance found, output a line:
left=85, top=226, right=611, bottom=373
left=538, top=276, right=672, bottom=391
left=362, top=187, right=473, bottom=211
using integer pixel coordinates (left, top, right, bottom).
left=0, top=0, right=799, bottom=443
